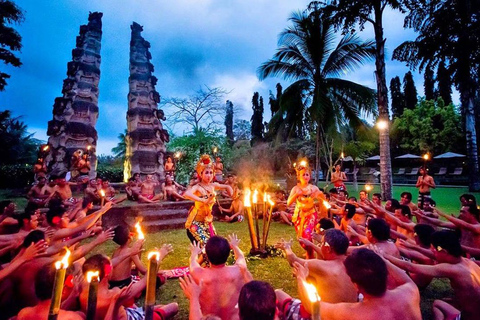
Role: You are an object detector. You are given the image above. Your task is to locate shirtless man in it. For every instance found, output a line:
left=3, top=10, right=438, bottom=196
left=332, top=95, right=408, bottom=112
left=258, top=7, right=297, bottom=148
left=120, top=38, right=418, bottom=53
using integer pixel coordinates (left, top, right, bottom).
left=189, top=234, right=252, bottom=320
left=53, top=176, right=80, bottom=207
left=17, top=264, right=84, bottom=320
left=163, top=175, right=186, bottom=201
left=79, top=254, right=178, bottom=320
left=125, top=178, right=140, bottom=201
left=400, top=192, right=418, bottom=212
left=139, top=174, right=162, bottom=203
left=416, top=167, right=435, bottom=209
left=296, top=248, right=421, bottom=320
left=84, top=179, right=101, bottom=204
left=164, top=156, right=175, bottom=177
left=386, top=230, right=480, bottom=320
left=26, top=177, right=50, bottom=207
left=348, top=218, right=401, bottom=258
left=214, top=156, right=224, bottom=182
left=331, top=164, right=347, bottom=191
left=276, top=229, right=357, bottom=304
left=101, top=179, right=127, bottom=204
left=219, top=190, right=244, bottom=222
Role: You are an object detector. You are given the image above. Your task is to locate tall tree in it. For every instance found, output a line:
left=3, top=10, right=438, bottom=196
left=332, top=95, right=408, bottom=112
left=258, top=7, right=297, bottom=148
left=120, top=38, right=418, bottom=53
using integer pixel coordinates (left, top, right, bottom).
left=233, top=119, right=251, bottom=140
left=393, top=0, right=480, bottom=191
left=111, top=130, right=127, bottom=160
left=331, top=0, right=408, bottom=199
left=390, top=76, right=405, bottom=118
left=423, top=65, right=435, bottom=100
left=403, top=71, right=418, bottom=109
left=250, top=92, right=264, bottom=145
left=269, top=83, right=282, bottom=117
left=224, top=100, right=234, bottom=146
left=258, top=4, right=377, bottom=183
left=0, top=0, right=24, bottom=91
left=437, top=60, right=452, bottom=105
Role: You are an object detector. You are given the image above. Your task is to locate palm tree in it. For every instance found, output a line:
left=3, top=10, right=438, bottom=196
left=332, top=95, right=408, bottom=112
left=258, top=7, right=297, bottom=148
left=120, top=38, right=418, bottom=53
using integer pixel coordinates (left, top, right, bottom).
left=257, top=5, right=377, bottom=182
left=111, top=130, right=127, bottom=159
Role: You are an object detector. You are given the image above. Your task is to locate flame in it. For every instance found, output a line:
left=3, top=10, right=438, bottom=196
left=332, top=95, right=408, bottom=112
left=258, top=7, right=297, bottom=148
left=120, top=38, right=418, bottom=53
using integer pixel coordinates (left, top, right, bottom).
left=99, top=189, right=105, bottom=197
left=365, top=184, right=372, bottom=192
left=423, top=153, right=430, bottom=161
left=55, top=248, right=71, bottom=269
left=293, top=162, right=297, bottom=168
left=303, top=281, right=321, bottom=303
left=323, top=200, right=331, bottom=209
left=263, top=192, right=267, bottom=202
left=267, top=195, right=275, bottom=206
left=86, top=145, right=92, bottom=151
left=174, top=151, right=181, bottom=159
left=147, top=251, right=160, bottom=261
left=252, top=189, right=258, bottom=204
left=42, top=145, right=49, bottom=151
left=244, top=189, right=251, bottom=208
left=300, top=160, right=307, bottom=167
left=213, top=147, right=218, bottom=153
left=341, top=152, right=344, bottom=159
left=87, top=271, right=100, bottom=283
left=135, top=222, right=145, bottom=240
left=376, top=120, right=388, bottom=130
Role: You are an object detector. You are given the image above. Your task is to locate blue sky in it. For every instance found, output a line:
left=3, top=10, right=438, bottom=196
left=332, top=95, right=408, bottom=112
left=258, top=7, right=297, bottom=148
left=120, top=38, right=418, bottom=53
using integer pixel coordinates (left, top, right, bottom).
left=1, top=1, right=444, bottom=155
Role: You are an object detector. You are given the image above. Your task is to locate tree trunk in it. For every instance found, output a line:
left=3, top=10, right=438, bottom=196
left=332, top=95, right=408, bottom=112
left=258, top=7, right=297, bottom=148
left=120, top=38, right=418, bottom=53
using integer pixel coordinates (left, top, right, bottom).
left=374, top=5, right=393, bottom=200
left=315, top=125, right=320, bottom=185
left=353, top=161, right=358, bottom=191
left=464, top=94, right=480, bottom=191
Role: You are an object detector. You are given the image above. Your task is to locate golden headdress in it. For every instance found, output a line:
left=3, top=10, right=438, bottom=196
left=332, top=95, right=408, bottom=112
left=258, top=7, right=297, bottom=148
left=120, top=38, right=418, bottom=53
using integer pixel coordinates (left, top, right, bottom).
left=196, top=154, right=214, bottom=176
left=294, top=159, right=310, bottom=177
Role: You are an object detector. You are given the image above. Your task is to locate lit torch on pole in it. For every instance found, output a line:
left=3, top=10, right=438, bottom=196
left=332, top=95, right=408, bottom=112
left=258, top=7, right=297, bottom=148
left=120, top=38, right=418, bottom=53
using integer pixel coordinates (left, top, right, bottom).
left=48, top=248, right=71, bottom=320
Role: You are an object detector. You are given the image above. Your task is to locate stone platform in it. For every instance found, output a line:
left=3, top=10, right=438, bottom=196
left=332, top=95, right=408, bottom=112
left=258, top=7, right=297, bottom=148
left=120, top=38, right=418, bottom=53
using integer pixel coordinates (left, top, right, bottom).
left=101, top=199, right=232, bottom=232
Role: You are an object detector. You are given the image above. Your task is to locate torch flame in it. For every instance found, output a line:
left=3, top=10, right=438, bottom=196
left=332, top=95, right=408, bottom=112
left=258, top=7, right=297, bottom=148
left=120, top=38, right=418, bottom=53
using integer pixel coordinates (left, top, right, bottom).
left=267, top=195, right=275, bottom=206
left=147, top=251, right=160, bottom=261
left=252, top=189, right=258, bottom=204
left=365, top=184, right=372, bottom=192
left=341, top=152, right=344, bottom=159
left=244, top=189, right=251, bottom=208
left=87, top=145, right=92, bottom=151
left=323, top=200, right=331, bottom=209
left=135, top=222, right=145, bottom=240
left=42, top=145, right=49, bottom=151
left=300, top=160, right=307, bottom=167
left=303, top=281, right=321, bottom=303
left=423, top=153, right=430, bottom=161
left=174, top=151, right=181, bottom=159
left=213, top=147, right=218, bottom=153
left=99, top=189, right=105, bottom=197
left=55, top=248, right=71, bottom=270
left=87, top=271, right=100, bottom=283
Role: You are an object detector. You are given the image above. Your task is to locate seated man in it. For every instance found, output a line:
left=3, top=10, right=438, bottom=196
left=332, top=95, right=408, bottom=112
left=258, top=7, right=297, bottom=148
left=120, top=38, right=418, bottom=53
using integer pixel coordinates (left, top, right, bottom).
left=386, top=230, right=480, bottom=320
left=16, top=264, right=84, bottom=320
left=348, top=218, right=401, bottom=258
left=294, top=248, right=421, bottom=320
left=84, top=178, right=101, bottom=204
left=101, top=179, right=127, bottom=204
left=52, top=175, right=81, bottom=207
left=138, top=174, right=162, bottom=203
left=125, top=178, right=140, bottom=202
left=400, top=192, right=418, bottom=212
left=277, top=229, right=357, bottom=304
left=163, top=175, right=186, bottom=201
left=189, top=235, right=252, bottom=320
left=26, top=177, right=50, bottom=207
left=219, top=190, right=244, bottom=222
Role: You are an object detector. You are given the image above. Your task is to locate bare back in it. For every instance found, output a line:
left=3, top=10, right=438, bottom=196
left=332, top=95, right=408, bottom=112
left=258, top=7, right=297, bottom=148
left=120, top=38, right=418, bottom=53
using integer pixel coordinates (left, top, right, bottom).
left=448, top=259, right=480, bottom=319
left=110, top=246, right=133, bottom=281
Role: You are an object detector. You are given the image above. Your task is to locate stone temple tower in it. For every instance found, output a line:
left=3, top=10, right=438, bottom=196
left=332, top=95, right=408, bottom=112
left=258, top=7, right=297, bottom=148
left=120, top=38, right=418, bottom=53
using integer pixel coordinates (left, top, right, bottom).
left=45, top=12, right=103, bottom=180
left=124, top=22, right=169, bottom=182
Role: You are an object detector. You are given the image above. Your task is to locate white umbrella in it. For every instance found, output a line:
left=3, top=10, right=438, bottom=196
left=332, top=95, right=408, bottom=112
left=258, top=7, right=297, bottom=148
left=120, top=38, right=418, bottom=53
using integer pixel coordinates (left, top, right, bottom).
left=342, top=156, right=354, bottom=162
left=395, top=153, right=422, bottom=159
left=434, top=152, right=466, bottom=159
left=366, top=155, right=380, bottom=161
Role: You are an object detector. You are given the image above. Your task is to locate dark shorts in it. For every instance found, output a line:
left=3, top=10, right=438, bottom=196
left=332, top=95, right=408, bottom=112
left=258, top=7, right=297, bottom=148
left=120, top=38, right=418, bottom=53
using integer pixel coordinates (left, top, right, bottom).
left=109, top=277, right=132, bottom=289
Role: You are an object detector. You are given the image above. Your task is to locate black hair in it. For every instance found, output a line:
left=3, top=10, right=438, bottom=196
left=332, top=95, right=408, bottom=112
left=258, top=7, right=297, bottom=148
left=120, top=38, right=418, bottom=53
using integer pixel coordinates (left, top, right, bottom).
left=17, top=208, right=36, bottom=228
left=22, top=230, right=45, bottom=248
left=414, top=224, right=435, bottom=247
left=399, top=205, right=412, bottom=219
left=113, top=225, right=130, bottom=246
left=238, top=281, right=276, bottom=320
left=349, top=196, right=357, bottom=202
left=367, top=218, right=390, bottom=241
left=431, top=230, right=462, bottom=257
left=324, top=229, right=349, bottom=255
left=82, top=196, right=94, bottom=209
left=205, top=236, right=231, bottom=266
left=460, top=194, right=477, bottom=206
left=344, top=248, right=387, bottom=297
left=329, top=188, right=338, bottom=195
left=372, top=193, right=382, bottom=199
left=35, top=264, right=58, bottom=300
left=344, top=203, right=356, bottom=219
left=46, top=206, right=66, bottom=225
left=339, top=190, right=349, bottom=197
left=319, top=218, right=335, bottom=230
left=387, top=199, right=401, bottom=210
left=466, top=203, right=480, bottom=222
left=82, top=254, right=110, bottom=280
left=400, top=192, right=412, bottom=201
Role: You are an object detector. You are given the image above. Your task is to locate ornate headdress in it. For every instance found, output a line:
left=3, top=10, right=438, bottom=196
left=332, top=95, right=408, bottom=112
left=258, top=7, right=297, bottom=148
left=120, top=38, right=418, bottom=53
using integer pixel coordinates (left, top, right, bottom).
left=196, top=154, right=214, bottom=176
left=294, top=159, right=310, bottom=177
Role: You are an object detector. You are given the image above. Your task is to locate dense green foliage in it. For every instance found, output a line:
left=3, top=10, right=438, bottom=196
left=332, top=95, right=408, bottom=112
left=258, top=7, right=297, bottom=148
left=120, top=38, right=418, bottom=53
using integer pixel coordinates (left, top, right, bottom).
left=0, top=164, right=33, bottom=188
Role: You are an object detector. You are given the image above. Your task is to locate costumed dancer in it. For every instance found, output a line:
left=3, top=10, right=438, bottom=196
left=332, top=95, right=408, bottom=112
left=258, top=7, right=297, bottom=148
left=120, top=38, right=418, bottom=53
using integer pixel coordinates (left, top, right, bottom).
left=184, top=155, right=233, bottom=246
left=287, top=160, right=324, bottom=259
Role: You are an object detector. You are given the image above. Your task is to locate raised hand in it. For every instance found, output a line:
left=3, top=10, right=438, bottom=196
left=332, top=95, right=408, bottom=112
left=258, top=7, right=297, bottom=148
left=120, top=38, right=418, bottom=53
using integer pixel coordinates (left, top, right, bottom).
left=95, top=228, right=115, bottom=244
left=179, top=274, right=202, bottom=300
left=190, top=241, right=202, bottom=257
left=21, top=240, right=46, bottom=261
left=159, top=243, right=173, bottom=259
left=275, top=238, right=292, bottom=251
left=130, top=239, right=145, bottom=256
left=228, top=233, right=240, bottom=248
left=292, top=261, right=308, bottom=280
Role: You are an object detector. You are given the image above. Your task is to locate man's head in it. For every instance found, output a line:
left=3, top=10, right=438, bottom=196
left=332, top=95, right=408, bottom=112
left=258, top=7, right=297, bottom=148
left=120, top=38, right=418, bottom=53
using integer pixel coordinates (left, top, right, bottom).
left=372, top=193, right=382, bottom=205
left=419, top=167, right=426, bottom=176
left=18, top=208, right=39, bottom=230
left=0, top=200, right=15, bottom=216
left=37, top=176, right=46, bottom=186
left=318, top=218, right=335, bottom=234
left=113, top=225, right=131, bottom=246
left=82, top=254, right=111, bottom=281
left=35, top=264, right=61, bottom=301
left=395, top=205, right=412, bottom=221
left=348, top=197, right=357, bottom=204
left=205, top=236, right=230, bottom=266
left=414, top=224, right=435, bottom=247
left=338, top=190, right=348, bottom=201
left=344, top=203, right=356, bottom=219
left=101, top=180, right=110, bottom=189
left=400, top=192, right=412, bottom=205
left=366, top=218, right=390, bottom=242
left=431, top=230, right=462, bottom=261
left=459, top=203, right=480, bottom=223
left=460, top=194, right=477, bottom=207
left=385, top=199, right=400, bottom=212
left=238, top=281, right=276, bottom=320
left=359, top=190, right=367, bottom=201
left=89, top=179, right=97, bottom=187
left=344, top=248, right=387, bottom=297
left=322, top=229, right=349, bottom=257
left=47, top=206, right=68, bottom=227
left=22, top=230, right=45, bottom=248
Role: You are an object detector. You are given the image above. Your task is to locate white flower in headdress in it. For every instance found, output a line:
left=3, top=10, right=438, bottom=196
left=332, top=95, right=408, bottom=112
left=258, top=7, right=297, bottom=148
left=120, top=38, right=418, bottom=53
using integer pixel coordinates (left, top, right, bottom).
left=436, top=246, right=443, bottom=252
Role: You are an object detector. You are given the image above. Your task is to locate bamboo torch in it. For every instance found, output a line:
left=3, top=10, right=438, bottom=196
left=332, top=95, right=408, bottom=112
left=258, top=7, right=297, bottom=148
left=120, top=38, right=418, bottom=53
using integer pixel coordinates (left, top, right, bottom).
left=323, top=200, right=331, bottom=219
left=99, top=189, right=105, bottom=206
left=252, top=189, right=261, bottom=249
left=145, top=251, right=160, bottom=320
left=304, top=281, right=321, bottom=320
left=263, top=195, right=276, bottom=248
left=244, top=189, right=258, bottom=251
left=261, top=192, right=268, bottom=250
left=86, top=271, right=100, bottom=320
left=48, top=248, right=71, bottom=320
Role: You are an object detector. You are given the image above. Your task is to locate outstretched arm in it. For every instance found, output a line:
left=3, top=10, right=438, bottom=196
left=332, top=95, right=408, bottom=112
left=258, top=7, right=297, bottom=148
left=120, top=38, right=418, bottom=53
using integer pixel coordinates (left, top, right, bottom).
left=275, top=239, right=307, bottom=267
left=384, top=254, right=456, bottom=278
left=437, top=211, right=480, bottom=234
